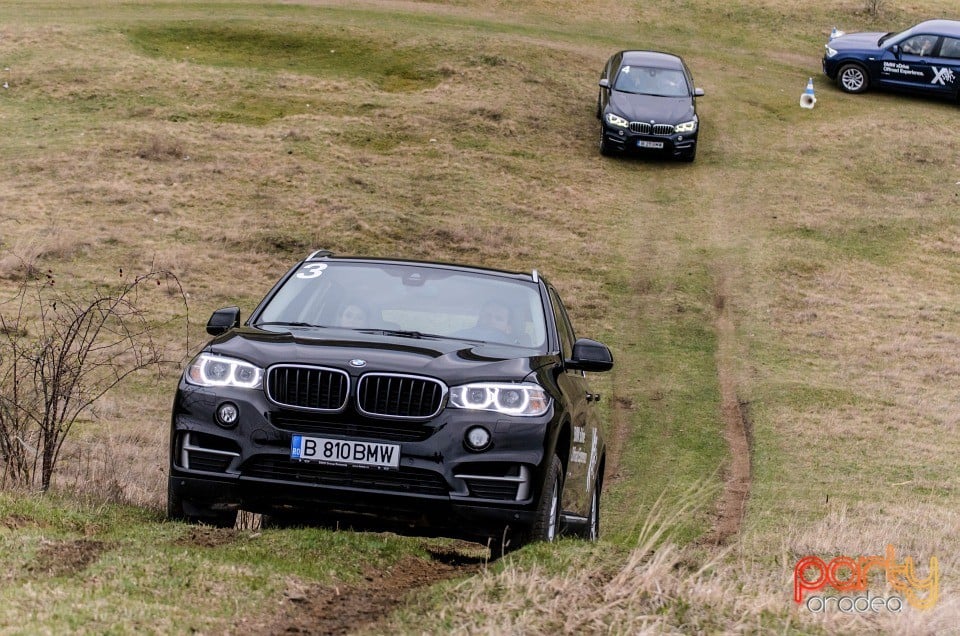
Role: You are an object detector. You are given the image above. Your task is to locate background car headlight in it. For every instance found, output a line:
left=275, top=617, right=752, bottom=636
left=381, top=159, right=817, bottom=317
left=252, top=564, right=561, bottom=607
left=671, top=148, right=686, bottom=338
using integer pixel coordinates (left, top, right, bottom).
left=674, top=119, right=698, bottom=133
left=185, top=353, right=263, bottom=389
left=604, top=113, right=629, bottom=128
left=448, top=382, right=551, bottom=416
left=825, top=45, right=838, bottom=58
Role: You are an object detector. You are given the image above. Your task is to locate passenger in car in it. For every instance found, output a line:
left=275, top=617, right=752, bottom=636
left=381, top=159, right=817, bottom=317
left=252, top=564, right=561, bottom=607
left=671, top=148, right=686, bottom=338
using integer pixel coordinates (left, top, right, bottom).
left=477, top=300, right=513, bottom=336
left=338, top=302, right=369, bottom=328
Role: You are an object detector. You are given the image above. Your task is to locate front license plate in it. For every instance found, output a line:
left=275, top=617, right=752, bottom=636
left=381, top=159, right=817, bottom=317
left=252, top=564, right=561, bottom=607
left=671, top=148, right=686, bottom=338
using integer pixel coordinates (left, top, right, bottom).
left=637, top=140, right=664, bottom=149
left=291, top=435, right=400, bottom=469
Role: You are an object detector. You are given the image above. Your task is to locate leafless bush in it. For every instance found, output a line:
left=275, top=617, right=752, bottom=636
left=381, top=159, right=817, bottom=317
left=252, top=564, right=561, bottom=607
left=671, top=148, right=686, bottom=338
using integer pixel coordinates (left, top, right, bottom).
left=0, top=268, right=188, bottom=491
left=864, top=0, right=886, bottom=15
left=135, top=135, right=186, bottom=161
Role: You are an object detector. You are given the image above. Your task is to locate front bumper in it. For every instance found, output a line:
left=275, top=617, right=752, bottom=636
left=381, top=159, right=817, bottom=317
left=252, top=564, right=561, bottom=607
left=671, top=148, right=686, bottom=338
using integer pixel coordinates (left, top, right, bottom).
left=601, top=122, right=697, bottom=157
left=822, top=56, right=838, bottom=79
left=169, top=383, right=552, bottom=539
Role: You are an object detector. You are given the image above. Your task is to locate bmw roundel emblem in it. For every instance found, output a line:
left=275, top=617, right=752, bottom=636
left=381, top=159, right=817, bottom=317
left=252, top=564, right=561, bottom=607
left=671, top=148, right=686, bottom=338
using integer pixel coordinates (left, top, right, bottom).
left=349, top=359, right=367, bottom=368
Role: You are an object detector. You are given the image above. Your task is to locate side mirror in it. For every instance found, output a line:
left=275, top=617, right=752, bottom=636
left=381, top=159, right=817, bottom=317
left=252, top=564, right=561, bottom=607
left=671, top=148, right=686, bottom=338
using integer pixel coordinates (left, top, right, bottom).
left=568, top=338, right=614, bottom=373
left=891, top=44, right=901, bottom=57
left=599, top=78, right=611, bottom=89
left=206, top=306, right=241, bottom=336
left=694, top=87, right=705, bottom=97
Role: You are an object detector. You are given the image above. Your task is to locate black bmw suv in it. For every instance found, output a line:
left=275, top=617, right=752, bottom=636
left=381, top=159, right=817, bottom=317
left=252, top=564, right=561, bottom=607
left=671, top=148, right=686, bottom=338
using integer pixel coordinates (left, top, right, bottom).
left=597, top=50, right=704, bottom=162
left=168, top=251, right=614, bottom=550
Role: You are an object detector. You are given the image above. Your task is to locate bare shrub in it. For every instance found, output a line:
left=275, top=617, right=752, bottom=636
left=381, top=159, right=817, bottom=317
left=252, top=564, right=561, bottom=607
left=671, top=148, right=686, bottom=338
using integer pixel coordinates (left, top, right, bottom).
left=864, top=0, right=886, bottom=15
left=0, top=269, right=188, bottom=491
left=135, top=135, right=186, bottom=161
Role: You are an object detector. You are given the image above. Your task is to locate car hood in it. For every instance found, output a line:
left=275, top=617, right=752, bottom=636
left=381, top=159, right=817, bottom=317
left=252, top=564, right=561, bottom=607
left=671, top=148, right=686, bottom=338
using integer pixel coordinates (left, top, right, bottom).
left=204, top=327, right=556, bottom=385
left=608, top=92, right=694, bottom=124
left=828, top=31, right=886, bottom=52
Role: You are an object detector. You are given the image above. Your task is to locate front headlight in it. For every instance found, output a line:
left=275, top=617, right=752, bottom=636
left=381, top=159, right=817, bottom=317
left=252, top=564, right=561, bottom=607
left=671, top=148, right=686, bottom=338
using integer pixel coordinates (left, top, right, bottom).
left=674, top=118, right=698, bottom=133
left=604, top=112, right=629, bottom=128
left=448, top=382, right=551, bottom=417
left=825, top=45, right=838, bottom=58
left=185, top=353, right=263, bottom=389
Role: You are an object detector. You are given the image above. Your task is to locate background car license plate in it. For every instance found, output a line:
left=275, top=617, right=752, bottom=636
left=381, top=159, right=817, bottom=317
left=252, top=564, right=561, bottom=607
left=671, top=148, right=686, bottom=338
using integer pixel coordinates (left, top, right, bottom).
left=638, top=140, right=664, bottom=149
left=291, top=435, right=400, bottom=469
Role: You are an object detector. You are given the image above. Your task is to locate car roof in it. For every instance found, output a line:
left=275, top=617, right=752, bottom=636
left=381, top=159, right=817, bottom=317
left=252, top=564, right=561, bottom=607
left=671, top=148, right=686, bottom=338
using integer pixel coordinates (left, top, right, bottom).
left=303, top=250, right=541, bottom=284
left=618, top=50, right=686, bottom=70
left=904, top=19, right=960, bottom=37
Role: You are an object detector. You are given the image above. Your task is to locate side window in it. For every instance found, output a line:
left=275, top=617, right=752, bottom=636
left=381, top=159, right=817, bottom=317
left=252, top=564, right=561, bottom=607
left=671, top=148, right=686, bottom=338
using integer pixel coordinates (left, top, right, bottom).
left=901, top=34, right=938, bottom=56
left=548, top=288, right=576, bottom=360
left=608, top=54, right=621, bottom=81
left=940, top=37, right=960, bottom=59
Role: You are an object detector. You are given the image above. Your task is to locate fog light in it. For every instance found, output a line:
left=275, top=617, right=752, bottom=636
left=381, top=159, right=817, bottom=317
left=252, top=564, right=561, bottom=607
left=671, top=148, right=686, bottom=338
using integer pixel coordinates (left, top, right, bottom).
left=464, top=426, right=492, bottom=452
left=216, top=402, right=239, bottom=428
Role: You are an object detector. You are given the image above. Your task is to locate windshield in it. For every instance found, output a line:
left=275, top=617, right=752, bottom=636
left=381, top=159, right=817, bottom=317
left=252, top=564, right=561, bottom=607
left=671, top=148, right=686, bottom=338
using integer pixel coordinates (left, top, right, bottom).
left=255, top=262, right=548, bottom=350
left=614, top=65, right=689, bottom=97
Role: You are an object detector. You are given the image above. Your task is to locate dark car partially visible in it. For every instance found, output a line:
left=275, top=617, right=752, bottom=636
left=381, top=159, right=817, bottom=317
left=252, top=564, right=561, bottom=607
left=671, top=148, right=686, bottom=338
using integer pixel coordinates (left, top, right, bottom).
left=597, top=50, right=704, bottom=162
left=168, top=251, right=614, bottom=552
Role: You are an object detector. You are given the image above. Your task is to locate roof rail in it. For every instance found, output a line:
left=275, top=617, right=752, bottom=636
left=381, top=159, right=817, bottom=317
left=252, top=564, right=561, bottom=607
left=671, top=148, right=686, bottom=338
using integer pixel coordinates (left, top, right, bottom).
left=306, top=249, right=333, bottom=260
left=531, top=269, right=539, bottom=283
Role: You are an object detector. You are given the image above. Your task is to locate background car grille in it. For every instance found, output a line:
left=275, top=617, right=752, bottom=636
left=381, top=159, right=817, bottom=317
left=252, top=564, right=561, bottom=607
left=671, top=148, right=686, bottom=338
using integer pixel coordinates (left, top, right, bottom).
left=356, top=374, right=445, bottom=419
left=267, top=365, right=349, bottom=411
left=242, top=457, right=449, bottom=496
left=629, top=122, right=675, bottom=135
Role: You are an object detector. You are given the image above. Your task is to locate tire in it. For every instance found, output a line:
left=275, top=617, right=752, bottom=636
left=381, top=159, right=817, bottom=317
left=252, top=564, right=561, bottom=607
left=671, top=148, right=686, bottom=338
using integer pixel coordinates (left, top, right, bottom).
left=167, top=486, right=236, bottom=528
left=583, top=481, right=600, bottom=541
left=837, top=63, right=869, bottom=94
left=596, top=92, right=602, bottom=119
left=529, top=454, right=563, bottom=543
left=679, top=146, right=697, bottom=163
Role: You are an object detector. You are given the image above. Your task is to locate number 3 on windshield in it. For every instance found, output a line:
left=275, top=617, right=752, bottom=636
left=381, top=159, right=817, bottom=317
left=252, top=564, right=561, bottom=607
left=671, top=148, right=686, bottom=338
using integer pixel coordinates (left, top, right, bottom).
left=296, top=264, right=328, bottom=279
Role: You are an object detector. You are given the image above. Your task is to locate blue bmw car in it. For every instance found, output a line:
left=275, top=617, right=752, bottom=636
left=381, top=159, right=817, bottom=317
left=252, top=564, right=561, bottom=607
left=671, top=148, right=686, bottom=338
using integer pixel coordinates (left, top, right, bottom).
left=823, top=19, right=960, bottom=99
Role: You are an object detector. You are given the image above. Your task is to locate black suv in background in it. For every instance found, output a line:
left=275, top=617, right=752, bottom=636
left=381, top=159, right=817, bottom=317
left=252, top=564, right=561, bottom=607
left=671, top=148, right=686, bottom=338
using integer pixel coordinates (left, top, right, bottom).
left=597, top=50, right=704, bottom=161
left=169, top=251, right=614, bottom=551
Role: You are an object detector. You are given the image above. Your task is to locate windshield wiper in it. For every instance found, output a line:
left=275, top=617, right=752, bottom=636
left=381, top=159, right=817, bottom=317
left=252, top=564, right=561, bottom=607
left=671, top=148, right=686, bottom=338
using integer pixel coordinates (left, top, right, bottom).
left=358, top=328, right=444, bottom=340
left=256, top=321, right=326, bottom=329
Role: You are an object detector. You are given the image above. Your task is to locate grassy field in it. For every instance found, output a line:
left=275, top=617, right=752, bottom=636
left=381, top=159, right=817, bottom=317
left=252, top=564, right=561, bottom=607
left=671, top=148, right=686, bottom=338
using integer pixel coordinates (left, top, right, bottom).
left=1, top=0, right=959, bottom=632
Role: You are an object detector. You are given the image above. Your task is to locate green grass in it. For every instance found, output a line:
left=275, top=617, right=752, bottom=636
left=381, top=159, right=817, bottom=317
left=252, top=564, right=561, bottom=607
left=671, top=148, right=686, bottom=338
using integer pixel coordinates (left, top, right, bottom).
left=127, top=23, right=448, bottom=93
left=0, top=493, right=426, bottom=633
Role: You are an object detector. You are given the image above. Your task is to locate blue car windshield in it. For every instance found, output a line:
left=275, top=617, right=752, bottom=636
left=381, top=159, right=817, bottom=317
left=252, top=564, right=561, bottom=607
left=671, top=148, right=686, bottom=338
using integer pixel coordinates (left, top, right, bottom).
left=255, top=262, right=549, bottom=350
left=615, top=66, right=689, bottom=97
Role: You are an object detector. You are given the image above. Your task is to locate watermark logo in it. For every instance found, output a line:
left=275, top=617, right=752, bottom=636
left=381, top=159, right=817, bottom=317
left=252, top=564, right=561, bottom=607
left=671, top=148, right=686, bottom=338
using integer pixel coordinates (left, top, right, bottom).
left=794, top=545, right=938, bottom=612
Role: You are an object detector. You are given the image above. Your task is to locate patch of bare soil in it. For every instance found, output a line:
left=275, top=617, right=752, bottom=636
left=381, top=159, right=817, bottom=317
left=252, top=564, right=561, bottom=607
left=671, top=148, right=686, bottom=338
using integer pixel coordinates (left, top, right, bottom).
left=604, top=394, right=634, bottom=486
left=701, top=286, right=752, bottom=546
left=174, top=526, right=240, bottom=548
left=28, top=538, right=108, bottom=577
left=246, top=547, right=485, bottom=635
left=1, top=513, right=40, bottom=530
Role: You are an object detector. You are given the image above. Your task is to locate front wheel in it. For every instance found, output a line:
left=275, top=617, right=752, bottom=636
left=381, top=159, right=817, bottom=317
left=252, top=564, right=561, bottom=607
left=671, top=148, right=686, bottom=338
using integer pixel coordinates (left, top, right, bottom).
left=583, top=481, right=600, bottom=541
left=837, top=63, right=869, bottom=94
left=529, top=454, right=563, bottom=542
left=167, top=487, right=236, bottom=528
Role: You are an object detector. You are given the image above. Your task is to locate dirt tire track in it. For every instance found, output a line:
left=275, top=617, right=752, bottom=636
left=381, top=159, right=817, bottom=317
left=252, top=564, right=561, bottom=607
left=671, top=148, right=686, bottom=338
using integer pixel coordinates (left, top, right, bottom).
left=702, top=277, right=752, bottom=545
left=240, top=547, right=484, bottom=635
